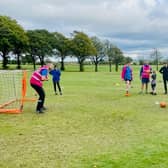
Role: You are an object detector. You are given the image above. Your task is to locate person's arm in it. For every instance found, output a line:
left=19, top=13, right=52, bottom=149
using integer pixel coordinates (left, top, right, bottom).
left=49, top=70, right=53, bottom=75
left=121, top=66, right=125, bottom=80
left=41, top=69, right=48, bottom=81
left=131, top=67, right=133, bottom=80
left=159, top=67, right=163, bottom=74
left=140, top=66, right=143, bottom=79
left=58, top=70, right=61, bottom=76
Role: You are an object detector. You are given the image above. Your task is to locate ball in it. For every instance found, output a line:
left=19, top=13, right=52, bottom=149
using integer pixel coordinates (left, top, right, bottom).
left=160, top=101, right=166, bottom=108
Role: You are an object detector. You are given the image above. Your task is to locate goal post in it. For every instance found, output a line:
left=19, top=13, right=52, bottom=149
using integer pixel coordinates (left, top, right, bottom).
left=0, top=70, right=36, bottom=114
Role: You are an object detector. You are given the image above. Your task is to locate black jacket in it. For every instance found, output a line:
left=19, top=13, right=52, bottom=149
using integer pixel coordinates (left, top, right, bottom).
left=159, top=66, right=168, bottom=79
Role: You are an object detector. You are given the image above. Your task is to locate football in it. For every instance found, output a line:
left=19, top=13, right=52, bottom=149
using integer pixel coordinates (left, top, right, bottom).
left=160, top=102, right=166, bottom=108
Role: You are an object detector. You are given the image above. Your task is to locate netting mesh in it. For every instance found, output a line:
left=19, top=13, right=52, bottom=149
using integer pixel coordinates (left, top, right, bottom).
left=0, top=70, right=23, bottom=111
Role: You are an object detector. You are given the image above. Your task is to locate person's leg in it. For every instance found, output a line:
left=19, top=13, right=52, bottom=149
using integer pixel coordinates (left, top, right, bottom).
left=57, top=81, right=62, bottom=95
left=145, top=83, right=148, bottom=93
left=53, top=81, right=57, bottom=94
left=151, top=84, right=154, bottom=94
left=31, top=84, right=45, bottom=112
left=153, top=84, right=156, bottom=95
left=140, top=79, right=145, bottom=93
left=126, top=80, right=130, bottom=93
left=163, top=78, right=167, bottom=94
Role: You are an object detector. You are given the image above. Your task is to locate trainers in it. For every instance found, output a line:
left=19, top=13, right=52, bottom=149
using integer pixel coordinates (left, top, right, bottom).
left=42, top=106, right=47, bottom=111
left=36, top=109, right=44, bottom=114
left=60, top=92, right=62, bottom=95
left=125, top=93, right=130, bottom=96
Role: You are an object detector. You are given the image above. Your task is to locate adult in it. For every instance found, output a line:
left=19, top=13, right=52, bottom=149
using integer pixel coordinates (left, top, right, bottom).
left=30, top=63, right=53, bottom=113
left=139, top=61, right=152, bottom=94
left=159, top=63, right=168, bottom=94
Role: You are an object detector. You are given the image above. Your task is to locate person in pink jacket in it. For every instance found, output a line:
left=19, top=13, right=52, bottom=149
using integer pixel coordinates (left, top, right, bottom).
left=30, top=63, right=53, bottom=113
left=139, top=61, right=152, bottom=94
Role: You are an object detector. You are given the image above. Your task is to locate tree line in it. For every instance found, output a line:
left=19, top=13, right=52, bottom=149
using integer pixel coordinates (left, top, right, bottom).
left=0, top=15, right=133, bottom=71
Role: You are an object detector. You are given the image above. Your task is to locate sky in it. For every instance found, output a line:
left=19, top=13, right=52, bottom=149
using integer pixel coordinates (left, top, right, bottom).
left=0, top=0, right=168, bottom=59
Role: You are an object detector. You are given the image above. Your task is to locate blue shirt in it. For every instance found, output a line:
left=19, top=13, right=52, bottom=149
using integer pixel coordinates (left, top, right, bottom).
left=49, top=69, right=61, bottom=82
left=41, top=69, right=48, bottom=76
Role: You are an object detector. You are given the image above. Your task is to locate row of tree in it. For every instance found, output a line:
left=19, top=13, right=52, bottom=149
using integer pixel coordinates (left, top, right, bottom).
left=0, top=15, right=133, bottom=71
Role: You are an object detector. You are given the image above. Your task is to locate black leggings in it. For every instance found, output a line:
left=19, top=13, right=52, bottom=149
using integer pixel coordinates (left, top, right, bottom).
left=31, top=84, right=45, bottom=111
left=163, top=78, right=168, bottom=93
left=53, top=81, right=62, bottom=93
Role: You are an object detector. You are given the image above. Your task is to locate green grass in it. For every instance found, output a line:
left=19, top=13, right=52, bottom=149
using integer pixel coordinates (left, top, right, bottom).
left=0, top=65, right=168, bottom=168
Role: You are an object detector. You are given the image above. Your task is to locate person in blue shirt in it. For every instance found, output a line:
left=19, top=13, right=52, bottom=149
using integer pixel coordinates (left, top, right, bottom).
left=49, top=64, right=62, bottom=95
left=121, top=62, right=133, bottom=96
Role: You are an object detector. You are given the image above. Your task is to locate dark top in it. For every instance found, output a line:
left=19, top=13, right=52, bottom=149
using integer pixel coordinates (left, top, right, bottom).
left=159, top=66, right=168, bottom=79
left=49, top=68, right=61, bottom=82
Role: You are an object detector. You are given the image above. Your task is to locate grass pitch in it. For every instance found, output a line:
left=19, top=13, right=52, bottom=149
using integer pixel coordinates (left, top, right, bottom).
left=0, top=65, right=168, bottom=168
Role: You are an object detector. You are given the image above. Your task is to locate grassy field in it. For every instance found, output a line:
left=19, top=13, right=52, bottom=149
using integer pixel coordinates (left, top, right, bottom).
left=1, top=64, right=168, bottom=168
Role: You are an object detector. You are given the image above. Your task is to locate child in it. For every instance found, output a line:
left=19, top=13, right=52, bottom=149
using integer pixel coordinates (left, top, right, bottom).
left=121, top=62, right=133, bottom=96
left=150, top=70, right=157, bottom=95
left=49, top=64, right=62, bottom=95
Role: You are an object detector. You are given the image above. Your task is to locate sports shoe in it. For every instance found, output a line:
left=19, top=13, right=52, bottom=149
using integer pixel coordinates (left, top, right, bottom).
left=36, top=109, right=44, bottom=114
left=125, top=93, right=130, bottom=96
left=42, top=106, right=47, bottom=111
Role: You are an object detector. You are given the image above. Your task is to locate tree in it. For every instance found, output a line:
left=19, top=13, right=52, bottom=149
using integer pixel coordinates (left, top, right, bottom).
left=124, top=56, right=133, bottom=64
left=104, top=40, right=113, bottom=72
left=0, top=15, right=28, bottom=69
left=105, top=40, right=124, bottom=72
left=12, top=23, right=29, bottom=69
left=91, top=36, right=105, bottom=72
left=0, top=16, right=16, bottom=68
left=52, top=32, right=71, bottom=71
left=150, top=48, right=162, bottom=71
left=27, top=29, right=54, bottom=68
left=27, top=30, right=40, bottom=70
left=71, top=31, right=96, bottom=72
left=112, top=46, right=124, bottom=72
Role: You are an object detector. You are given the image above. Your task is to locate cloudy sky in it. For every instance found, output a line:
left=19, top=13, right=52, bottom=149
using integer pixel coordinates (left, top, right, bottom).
left=0, top=0, right=168, bottom=59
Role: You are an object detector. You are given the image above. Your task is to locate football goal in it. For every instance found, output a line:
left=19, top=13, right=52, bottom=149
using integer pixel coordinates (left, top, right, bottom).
left=0, top=70, right=35, bottom=114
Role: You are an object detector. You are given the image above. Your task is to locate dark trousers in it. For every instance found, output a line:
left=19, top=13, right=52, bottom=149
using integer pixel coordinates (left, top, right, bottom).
left=31, top=84, right=45, bottom=111
left=151, top=83, right=156, bottom=91
left=53, top=81, right=62, bottom=93
left=163, top=78, right=168, bottom=93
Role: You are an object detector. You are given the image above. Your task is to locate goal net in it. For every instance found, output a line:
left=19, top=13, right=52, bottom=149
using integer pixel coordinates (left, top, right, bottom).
left=0, top=70, right=35, bottom=114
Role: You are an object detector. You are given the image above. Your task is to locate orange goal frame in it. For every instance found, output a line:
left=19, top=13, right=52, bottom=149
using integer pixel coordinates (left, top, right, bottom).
left=0, top=70, right=36, bottom=114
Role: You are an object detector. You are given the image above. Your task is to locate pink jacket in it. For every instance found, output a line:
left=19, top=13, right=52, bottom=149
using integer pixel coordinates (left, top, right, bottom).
left=30, top=66, right=48, bottom=87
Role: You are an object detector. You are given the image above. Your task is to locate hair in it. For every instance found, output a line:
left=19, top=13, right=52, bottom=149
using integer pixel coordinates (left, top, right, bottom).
left=54, top=64, right=57, bottom=68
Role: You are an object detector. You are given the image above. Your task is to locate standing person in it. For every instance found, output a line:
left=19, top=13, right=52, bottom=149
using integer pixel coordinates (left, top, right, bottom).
left=49, top=64, right=62, bottom=95
left=159, top=63, right=168, bottom=94
left=30, top=63, right=53, bottom=113
left=121, top=62, right=133, bottom=96
left=139, top=61, right=152, bottom=94
left=150, top=70, right=157, bottom=95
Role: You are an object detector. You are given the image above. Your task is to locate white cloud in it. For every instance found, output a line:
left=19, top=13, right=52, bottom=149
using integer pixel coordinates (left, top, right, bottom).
left=0, top=0, right=168, bottom=57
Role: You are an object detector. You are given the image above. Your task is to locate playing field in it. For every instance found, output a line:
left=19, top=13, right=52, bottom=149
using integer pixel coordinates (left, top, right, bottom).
left=0, top=65, right=168, bottom=168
